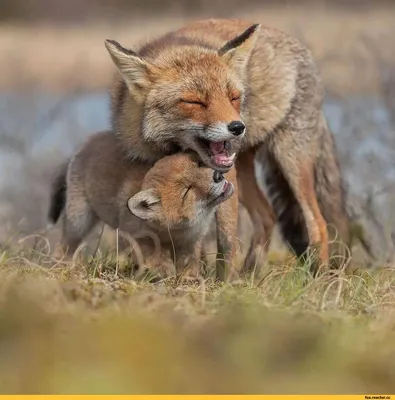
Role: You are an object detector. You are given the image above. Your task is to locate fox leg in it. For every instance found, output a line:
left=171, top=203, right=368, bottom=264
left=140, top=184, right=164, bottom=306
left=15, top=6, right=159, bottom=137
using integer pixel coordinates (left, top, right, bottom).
left=256, top=142, right=327, bottom=274
left=314, top=113, right=352, bottom=268
left=131, top=240, right=175, bottom=280
left=176, top=241, right=204, bottom=283
left=269, top=146, right=328, bottom=272
left=56, top=189, right=98, bottom=260
left=297, top=171, right=329, bottom=268
left=236, top=147, right=276, bottom=276
left=215, top=171, right=239, bottom=282
left=200, top=242, right=210, bottom=276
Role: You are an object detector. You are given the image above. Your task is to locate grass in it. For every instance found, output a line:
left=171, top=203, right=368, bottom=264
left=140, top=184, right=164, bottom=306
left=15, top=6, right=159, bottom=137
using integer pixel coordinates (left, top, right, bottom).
left=1, top=240, right=395, bottom=394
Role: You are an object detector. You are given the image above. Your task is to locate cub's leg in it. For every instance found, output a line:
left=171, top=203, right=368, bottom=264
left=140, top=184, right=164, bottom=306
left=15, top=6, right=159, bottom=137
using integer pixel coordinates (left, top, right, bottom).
left=176, top=240, right=204, bottom=283
left=55, top=171, right=98, bottom=260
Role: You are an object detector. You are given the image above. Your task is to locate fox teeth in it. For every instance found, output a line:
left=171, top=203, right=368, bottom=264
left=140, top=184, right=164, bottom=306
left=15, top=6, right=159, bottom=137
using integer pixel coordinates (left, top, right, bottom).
left=229, top=152, right=236, bottom=161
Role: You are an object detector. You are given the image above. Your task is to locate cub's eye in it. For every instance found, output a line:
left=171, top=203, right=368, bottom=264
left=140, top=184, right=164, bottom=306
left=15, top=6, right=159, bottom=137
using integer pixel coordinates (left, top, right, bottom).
left=180, top=99, right=207, bottom=108
left=231, top=96, right=241, bottom=102
left=182, top=186, right=192, bottom=200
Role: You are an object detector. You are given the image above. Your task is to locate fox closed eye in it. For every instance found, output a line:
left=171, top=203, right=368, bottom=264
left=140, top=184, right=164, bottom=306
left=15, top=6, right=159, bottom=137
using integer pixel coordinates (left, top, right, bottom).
left=179, top=99, right=207, bottom=108
left=182, top=186, right=192, bottom=200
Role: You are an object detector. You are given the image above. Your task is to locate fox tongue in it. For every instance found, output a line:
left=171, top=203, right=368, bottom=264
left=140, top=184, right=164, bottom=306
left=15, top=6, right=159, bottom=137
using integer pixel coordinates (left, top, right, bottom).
left=208, top=141, right=235, bottom=167
left=209, top=141, right=225, bottom=154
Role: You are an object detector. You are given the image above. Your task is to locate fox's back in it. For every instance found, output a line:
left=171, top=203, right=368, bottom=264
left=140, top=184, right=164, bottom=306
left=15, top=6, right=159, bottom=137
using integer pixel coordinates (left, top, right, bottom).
left=137, top=19, right=297, bottom=60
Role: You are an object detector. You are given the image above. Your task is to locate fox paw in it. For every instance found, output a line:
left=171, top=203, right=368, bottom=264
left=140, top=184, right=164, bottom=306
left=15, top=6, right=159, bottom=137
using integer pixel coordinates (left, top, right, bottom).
left=177, top=270, right=203, bottom=285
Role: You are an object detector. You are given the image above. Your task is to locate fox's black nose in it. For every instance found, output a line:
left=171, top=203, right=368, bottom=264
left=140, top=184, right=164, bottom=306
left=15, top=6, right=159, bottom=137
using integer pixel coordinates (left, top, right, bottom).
left=213, top=170, right=224, bottom=183
left=228, top=120, right=245, bottom=136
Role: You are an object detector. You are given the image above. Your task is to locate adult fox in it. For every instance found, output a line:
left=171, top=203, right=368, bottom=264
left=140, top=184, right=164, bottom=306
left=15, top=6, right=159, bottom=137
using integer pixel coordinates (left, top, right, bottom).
left=104, top=18, right=350, bottom=277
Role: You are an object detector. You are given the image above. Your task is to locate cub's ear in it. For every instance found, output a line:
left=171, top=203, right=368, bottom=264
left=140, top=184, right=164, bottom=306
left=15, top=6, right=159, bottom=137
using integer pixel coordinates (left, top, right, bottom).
left=218, top=23, right=261, bottom=74
left=127, top=188, right=160, bottom=221
left=105, top=39, right=154, bottom=101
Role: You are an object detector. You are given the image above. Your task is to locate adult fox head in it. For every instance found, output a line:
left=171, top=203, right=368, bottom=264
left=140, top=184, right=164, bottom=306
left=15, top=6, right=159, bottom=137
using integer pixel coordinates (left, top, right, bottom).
left=105, top=23, right=260, bottom=172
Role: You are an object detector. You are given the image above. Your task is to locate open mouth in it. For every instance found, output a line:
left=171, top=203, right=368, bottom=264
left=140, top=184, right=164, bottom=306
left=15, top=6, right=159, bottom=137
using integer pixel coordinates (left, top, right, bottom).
left=199, top=139, right=236, bottom=168
left=210, top=180, right=234, bottom=206
left=221, top=180, right=234, bottom=199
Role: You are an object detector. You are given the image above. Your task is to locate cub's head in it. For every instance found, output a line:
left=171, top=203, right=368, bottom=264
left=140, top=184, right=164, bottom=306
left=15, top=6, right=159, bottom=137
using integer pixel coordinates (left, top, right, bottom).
left=105, top=23, right=260, bottom=172
left=127, top=153, right=234, bottom=229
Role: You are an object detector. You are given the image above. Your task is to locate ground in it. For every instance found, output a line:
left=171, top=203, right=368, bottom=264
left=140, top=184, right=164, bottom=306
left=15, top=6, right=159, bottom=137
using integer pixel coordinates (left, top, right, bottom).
left=1, top=241, right=395, bottom=394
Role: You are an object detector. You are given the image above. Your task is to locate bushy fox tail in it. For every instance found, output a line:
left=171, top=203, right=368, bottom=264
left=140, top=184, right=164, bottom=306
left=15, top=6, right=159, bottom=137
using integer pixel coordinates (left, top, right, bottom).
left=47, top=160, right=69, bottom=228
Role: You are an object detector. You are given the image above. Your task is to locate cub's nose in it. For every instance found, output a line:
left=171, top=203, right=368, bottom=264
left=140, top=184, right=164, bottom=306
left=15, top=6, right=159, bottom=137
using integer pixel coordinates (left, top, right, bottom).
left=228, top=120, right=245, bottom=136
left=213, top=170, right=225, bottom=183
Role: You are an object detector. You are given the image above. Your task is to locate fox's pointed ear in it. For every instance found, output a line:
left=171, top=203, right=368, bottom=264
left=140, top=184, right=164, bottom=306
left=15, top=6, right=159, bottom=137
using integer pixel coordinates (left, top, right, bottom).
left=127, top=189, right=160, bottom=221
left=105, top=39, right=153, bottom=101
left=218, top=24, right=260, bottom=74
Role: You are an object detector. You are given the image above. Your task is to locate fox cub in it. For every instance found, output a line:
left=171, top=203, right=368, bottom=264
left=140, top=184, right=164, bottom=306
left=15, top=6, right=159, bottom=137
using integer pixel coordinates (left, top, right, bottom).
left=48, top=130, right=235, bottom=278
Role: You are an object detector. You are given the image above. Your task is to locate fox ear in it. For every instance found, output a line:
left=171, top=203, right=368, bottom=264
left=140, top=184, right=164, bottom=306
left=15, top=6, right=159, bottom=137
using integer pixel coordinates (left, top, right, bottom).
left=218, top=24, right=261, bottom=74
left=105, top=39, right=153, bottom=101
left=127, top=188, right=160, bottom=221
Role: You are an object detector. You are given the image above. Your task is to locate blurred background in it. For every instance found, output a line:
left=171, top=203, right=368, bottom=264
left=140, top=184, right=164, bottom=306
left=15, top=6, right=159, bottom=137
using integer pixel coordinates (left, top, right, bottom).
left=0, top=0, right=395, bottom=264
